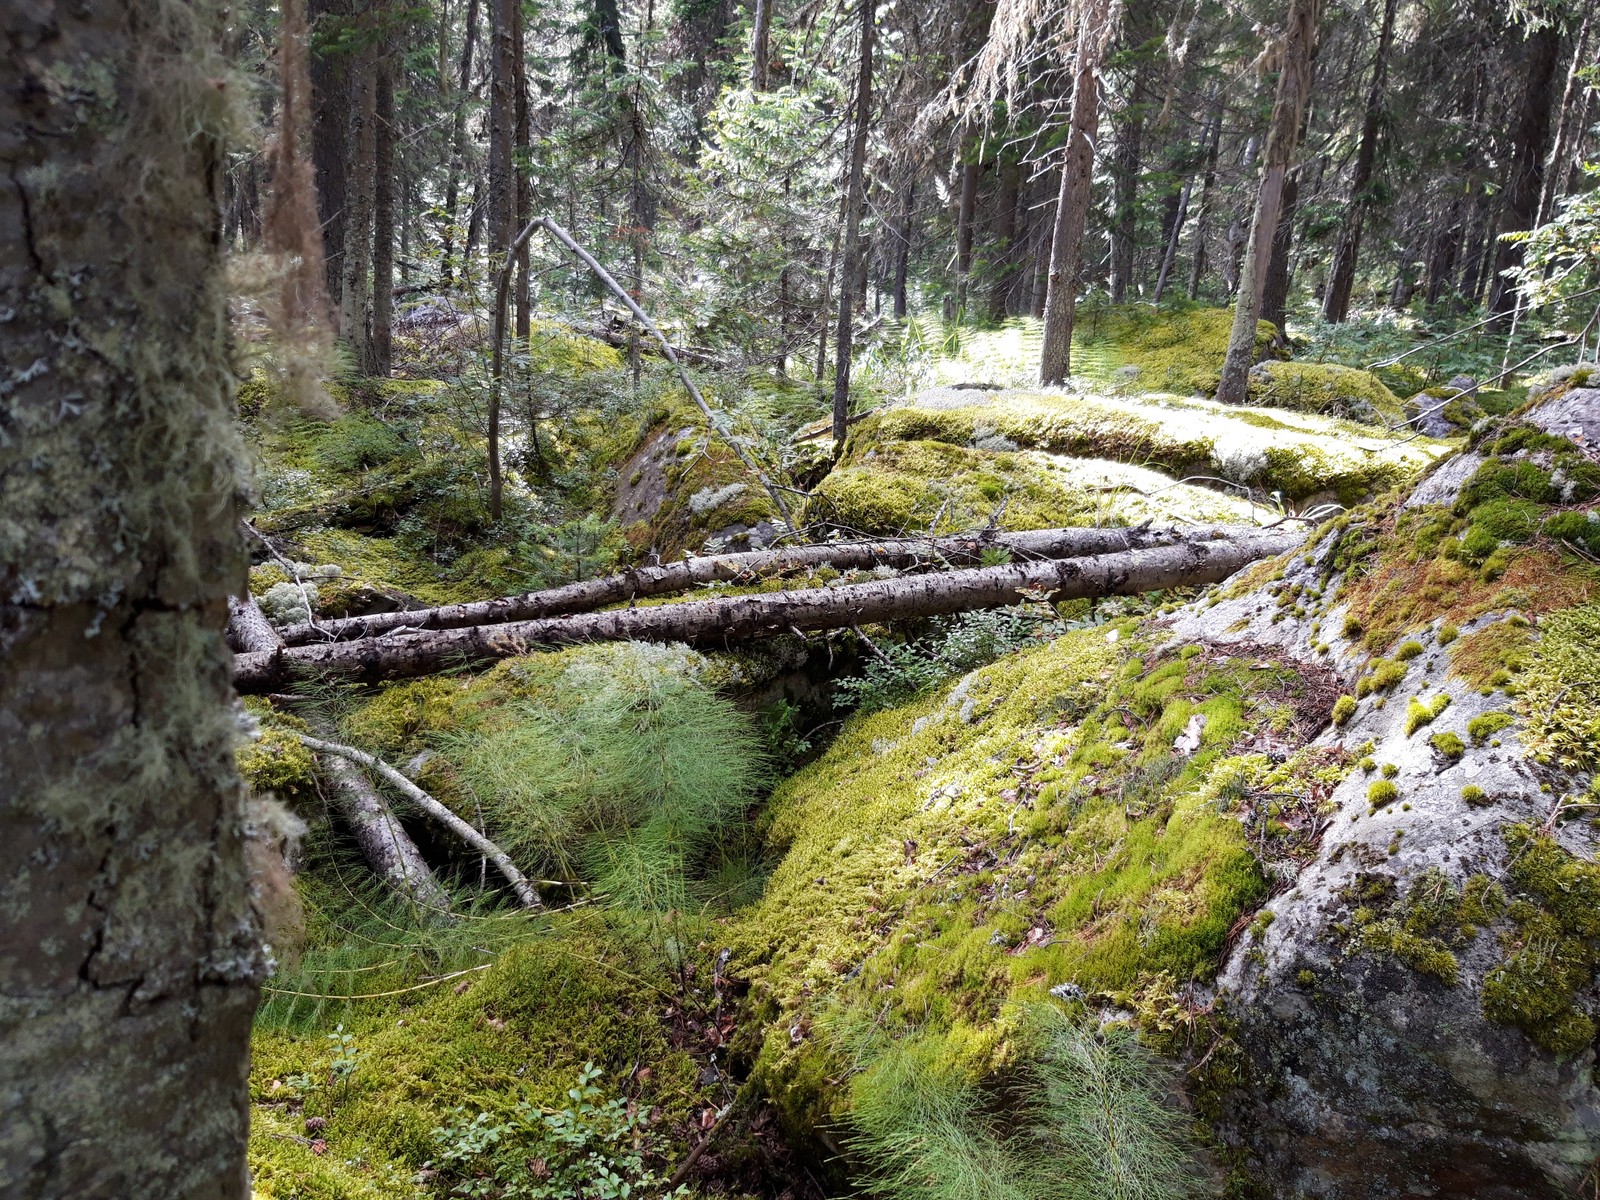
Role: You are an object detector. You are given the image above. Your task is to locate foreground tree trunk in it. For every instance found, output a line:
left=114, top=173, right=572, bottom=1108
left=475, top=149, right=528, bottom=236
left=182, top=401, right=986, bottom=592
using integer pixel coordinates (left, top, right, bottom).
left=1216, top=0, right=1319, bottom=405
left=0, top=1, right=263, bottom=1193
left=1039, top=0, right=1115, bottom=386
left=235, top=532, right=1302, bottom=691
left=274, top=522, right=1224, bottom=644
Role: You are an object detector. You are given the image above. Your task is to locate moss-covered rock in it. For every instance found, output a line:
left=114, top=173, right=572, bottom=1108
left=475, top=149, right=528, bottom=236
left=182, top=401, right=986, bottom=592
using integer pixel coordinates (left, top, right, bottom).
left=1247, top=361, right=1404, bottom=425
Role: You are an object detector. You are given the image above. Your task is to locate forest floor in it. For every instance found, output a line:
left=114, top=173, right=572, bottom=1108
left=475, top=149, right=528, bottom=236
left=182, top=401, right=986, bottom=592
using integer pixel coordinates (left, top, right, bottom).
left=240, top=302, right=1566, bottom=1200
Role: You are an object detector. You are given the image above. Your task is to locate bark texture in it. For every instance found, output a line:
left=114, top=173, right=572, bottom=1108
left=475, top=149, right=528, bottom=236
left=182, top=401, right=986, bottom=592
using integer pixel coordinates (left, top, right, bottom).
left=831, top=0, right=874, bottom=446
left=0, top=2, right=263, bottom=1194
left=235, top=532, right=1302, bottom=691
left=275, top=523, right=1234, bottom=645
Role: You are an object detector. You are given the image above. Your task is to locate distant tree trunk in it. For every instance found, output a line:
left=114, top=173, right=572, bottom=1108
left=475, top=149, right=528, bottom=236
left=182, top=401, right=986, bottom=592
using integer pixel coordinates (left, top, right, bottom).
left=1486, top=20, right=1560, bottom=324
left=1216, top=0, right=1319, bottom=406
left=1321, top=0, right=1398, bottom=323
left=1539, top=13, right=1591, bottom=226
left=1153, top=175, right=1192, bottom=303
left=1261, top=167, right=1300, bottom=337
left=2, top=0, right=263, bottom=1190
left=1032, top=185, right=1055, bottom=316
left=1424, top=199, right=1464, bottom=306
left=310, top=0, right=353, bottom=312
left=750, top=0, right=773, bottom=89
left=989, top=156, right=1022, bottom=319
left=1108, top=100, right=1144, bottom=304
left=1039, top=0, right=1114, bottom=386
left=893, top=177, right=915, bottom=319
left=513, top=0, right=531, bottom=344
left=1188, top=86, right=1224, bottom=300
left=488, top=0, right=518, bottom=259
left=371, top=52, right=396, bottom=377
left=486, top=0, right=518, bottom=518
left=954, top=136, right=981, bottom=316
left=832, top=0, right=874, bottom=447
left=1459, top=190, right=1495, bottom=306
left=339, top=48, right=377, bottom=372
left=439, top=0, right=480, bottom=289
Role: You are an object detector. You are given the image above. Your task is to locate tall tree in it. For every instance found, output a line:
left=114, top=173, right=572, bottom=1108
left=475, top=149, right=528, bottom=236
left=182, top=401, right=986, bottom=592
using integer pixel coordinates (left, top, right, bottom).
left=833, top=0, right=876, bottom=447
left=1, top=0, right=262, bottom=1195
left=1486, top=14, right=1562, bottom=323
left=1039, top=0, right=1118, bottom=386
left=371, top=50, right=397, bottom=377
left=1321, top=0, right=1400, bottom=323
left=309, top=0, right=354, bottom=310
left=1216, top=0, right=1319, bottom=405
left=339, top=44, right=378, bottom=370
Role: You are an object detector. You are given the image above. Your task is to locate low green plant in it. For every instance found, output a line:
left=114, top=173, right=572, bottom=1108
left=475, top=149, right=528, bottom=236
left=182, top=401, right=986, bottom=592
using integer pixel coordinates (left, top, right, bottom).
left=431, top=1063, right=686, bottom=1200
left=1331, top=695, right=1357, bottom=726
left=846, top=1008, right=1199, bottom=1200
left=835, top=607, right=1061, bottom=714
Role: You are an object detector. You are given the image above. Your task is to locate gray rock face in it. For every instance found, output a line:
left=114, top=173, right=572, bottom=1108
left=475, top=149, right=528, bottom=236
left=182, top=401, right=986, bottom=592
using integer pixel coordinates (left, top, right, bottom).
left=1405, top=391, right=1459, bottom=439
left=1528, top=386, right=1600, bottom=447
left=1161, top=433, right=1600, bottom=1197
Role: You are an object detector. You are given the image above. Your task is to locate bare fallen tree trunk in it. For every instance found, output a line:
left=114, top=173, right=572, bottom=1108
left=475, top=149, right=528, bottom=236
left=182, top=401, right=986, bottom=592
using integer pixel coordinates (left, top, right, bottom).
left=275, top=522, right=1240, bottom=646
left=227, top=601, right=457, bottom=909
left=236, top=531, right=1300, bottom=692
left=315, top=747, right=454, bottom=912
left=295, top=734, right=542, bottom=909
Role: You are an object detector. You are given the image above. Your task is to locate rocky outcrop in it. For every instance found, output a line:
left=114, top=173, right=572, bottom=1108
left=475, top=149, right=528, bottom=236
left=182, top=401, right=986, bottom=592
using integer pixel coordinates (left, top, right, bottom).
left=1164, top=389, right=1600, bottom=1197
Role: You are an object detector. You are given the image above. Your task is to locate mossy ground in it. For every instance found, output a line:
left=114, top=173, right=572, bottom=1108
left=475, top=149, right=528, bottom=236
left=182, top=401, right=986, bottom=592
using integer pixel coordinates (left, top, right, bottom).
left=850, top=386, right=1444, bottom=514
left=726, top=626, right=1342, bottom=1144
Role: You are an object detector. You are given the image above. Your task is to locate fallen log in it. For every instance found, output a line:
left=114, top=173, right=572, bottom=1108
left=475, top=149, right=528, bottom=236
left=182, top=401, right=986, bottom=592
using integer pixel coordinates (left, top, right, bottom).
left=315, top=744, right=454, bottom=913
left=275, top=522, right=1243, bottom=646
left=295, top=735, right=542, bottom=909
left=236, top=530, right=1300, bottom=693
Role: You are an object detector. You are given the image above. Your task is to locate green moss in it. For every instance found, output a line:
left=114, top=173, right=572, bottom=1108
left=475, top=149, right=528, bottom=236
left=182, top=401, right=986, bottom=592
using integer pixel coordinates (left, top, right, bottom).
left=1331, top=695, right=1357, bottom=726
left=1516, top=604, right=1600, bottom=771
left=1428, top=731, right=1465, bottom=760
left=1247, top=361, right=1403, bottom=425
left=1368, top=780, right=1399, bottom=809
left=1544, top=511, right=1600, bottom=557
left=1467, top=711, right=1513, bottom=744
left=726, top=632, right=1329, bottom=1136
left=1356, top=658, right=1408, bottom=697
left=1461, top=785, right=1488, bottom=806
left=1476, top=824, right=1600, bottom=1055
left=1404, top=693, right=1450, bottom=735
left=237, top=699, right=317, bottom=799
left=1438, top=622, right=1459, bottom=645
left=1394, top=640, right=1425, bottom=661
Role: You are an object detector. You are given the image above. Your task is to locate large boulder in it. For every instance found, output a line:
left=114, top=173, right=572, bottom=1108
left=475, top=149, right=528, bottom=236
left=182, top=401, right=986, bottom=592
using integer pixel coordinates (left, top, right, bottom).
left=1164, top=388, right=1600, bottom=1197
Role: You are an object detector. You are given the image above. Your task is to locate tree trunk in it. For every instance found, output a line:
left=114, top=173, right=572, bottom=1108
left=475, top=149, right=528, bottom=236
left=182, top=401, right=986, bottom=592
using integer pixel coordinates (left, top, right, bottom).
left=750, top=0, right=773, bottom=89
left=513, top=0, right=532, bottom=344
left=1487, top=20, right=1561, bottom=324
left=1039, top=0, right=1113, bottom=386
left=310, top=0, right=353, bottom=312
left=988, top=157, right=1022, bottom=319
left=1321, top=0, right=1398, bottom=323
left=954, top=140, right=981, bottom=315
left=1216, top=0, right=1319, bottom=406
left=893, top=177, right=915, bottom=319
left=439, top=0, right=481, bottom=290
left=371, top=51, right=396, bottom=377
left=1539, top=14, right=1591, bottom=227
left=275, top=523, right=1228, bottom=645
left=1, top=0, right=262, bottom=1191
left=1187, top=87, right=1225, bottom=301
left=488, top=0, right=518, bottom=259
left=339, top=47, right=377, bottom=372
left=1108, top=100, right=1144, bottom=304
left=832, top=0, right=874, bottom=447
left=235, top=532, right=1302, bottom=691
left=1153, top=177, right=1192, bottom=304
left=314, top=747, right=453, bottom=911
left=1261, top=167, right=1300, bottom=337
